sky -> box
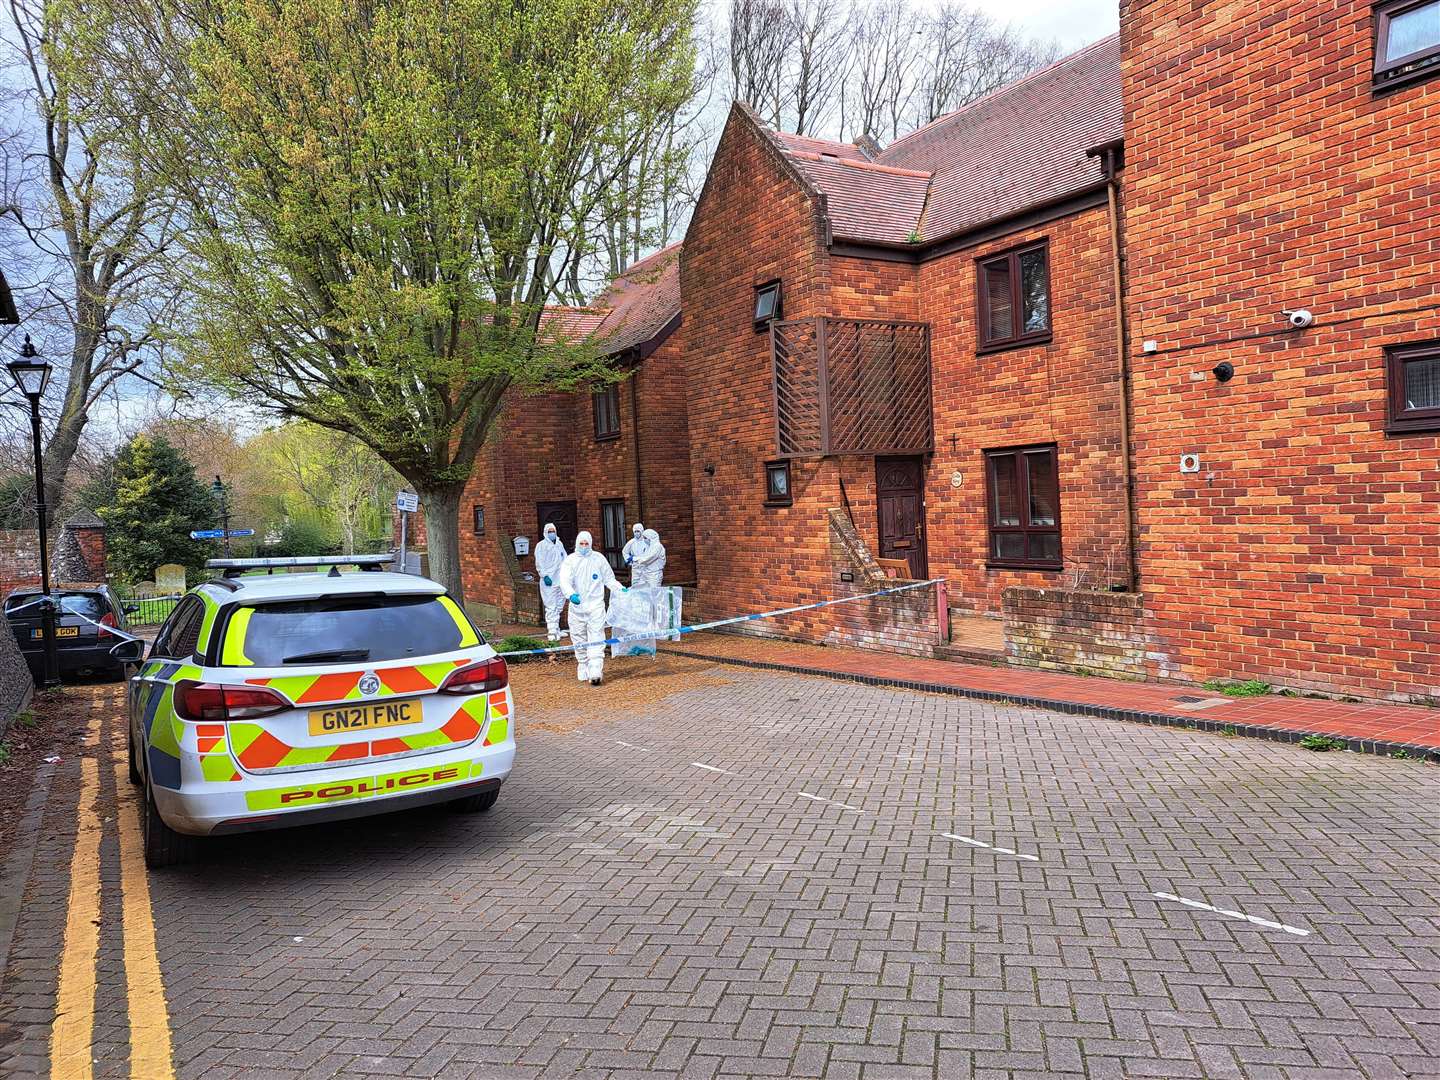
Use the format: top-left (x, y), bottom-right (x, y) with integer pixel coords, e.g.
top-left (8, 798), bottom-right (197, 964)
top-left (928, 0), bottom-right (1117, 51)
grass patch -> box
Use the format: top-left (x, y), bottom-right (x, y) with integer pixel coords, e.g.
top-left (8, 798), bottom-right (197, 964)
top-left (12, 709), bottom-right (38, 730)
top-left (494, 635), bottom-right (548, 657)
top-left (1202, 678), bottom-right (1272, 698)
top-left (0, 742), bottom-right (11, 767)
top-left (1300, 734), bottom-right (1347, 752)
top-left (1390, 748), bottom-right (1413, 760)
top-left (1219, 724), bottom-right (1239, 737)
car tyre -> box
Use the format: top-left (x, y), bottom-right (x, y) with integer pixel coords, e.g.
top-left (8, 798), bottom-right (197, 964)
top-left (107, 663), bottom-right (128, 683)
top-left (142, 778), bottom-right (200, 869)
top-left (127, 723), bottom-right (142, 786)
top-left (449, 787), bottom-right (500, 814)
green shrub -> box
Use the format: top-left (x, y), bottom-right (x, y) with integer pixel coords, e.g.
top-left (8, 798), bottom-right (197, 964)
top-left (1202, 678), bottom-right (1272, 698)
top-left (494, 635), bottom-right (547, 657)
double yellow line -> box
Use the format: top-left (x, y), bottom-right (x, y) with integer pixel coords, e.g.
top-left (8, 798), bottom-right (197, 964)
top-left (49, 711), bottom-right (174, 1079)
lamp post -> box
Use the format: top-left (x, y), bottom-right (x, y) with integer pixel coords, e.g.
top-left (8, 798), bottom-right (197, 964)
top-left (7, 335), bottom-right (59, 688)
top-left (211, 476), bottom-right (230, 556)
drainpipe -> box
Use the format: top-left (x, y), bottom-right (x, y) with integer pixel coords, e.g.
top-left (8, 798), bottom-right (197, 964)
top-left (1100, 146), bottom-right (1140, 593)
top-left (630, 361), bottom-right (644, 523)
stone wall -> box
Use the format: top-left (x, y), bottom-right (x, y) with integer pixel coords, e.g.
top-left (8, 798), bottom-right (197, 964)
top-left (0, 615), bottom-right (34, 735)
top-left (1003, 586), bottom-right (1160, 680)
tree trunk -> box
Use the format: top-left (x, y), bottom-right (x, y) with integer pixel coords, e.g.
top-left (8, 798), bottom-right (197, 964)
top-left (418, 485), bottom-right (465, 600)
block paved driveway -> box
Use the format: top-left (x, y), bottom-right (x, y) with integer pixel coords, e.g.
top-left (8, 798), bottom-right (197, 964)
top-left (2, 662), bottom-right (1439, 1079)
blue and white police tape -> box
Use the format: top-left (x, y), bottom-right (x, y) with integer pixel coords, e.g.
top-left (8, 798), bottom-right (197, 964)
top-left (495, 577), bottom-right (946, 658)
top-left (5, 595), bottom-right (147, 644)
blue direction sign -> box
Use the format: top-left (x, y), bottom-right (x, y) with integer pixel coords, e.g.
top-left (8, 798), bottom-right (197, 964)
top-left (189, 529), bottom-right (225, 539)
top-left (227, 529), bottom-right (256, 538)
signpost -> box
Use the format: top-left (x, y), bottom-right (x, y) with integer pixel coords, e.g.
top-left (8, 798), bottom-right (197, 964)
top-left (396, 490), bottom-right (419, 574)
top-left (189, 528), bottom-right (225, 540)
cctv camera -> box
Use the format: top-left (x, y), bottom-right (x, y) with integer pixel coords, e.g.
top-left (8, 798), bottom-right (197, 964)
top-left (1281, 309), bottom-right (1314, 329)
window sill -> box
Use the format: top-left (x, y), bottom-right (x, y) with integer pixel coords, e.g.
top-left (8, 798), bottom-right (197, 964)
top-left (593, 433), bottom-right (621, 443)
top-left (976, 333), bottom-right (1053, 357)
top-left (1373, 61), bottom-right (1440, 94)
top-left (763, 499), bottom-right (793, 509)
top-left (1386, 416), bottom-right (1440, 435)
top-left (985, 560), bottom-right (1062, 572)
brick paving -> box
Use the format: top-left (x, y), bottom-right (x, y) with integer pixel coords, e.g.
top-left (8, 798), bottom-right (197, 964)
top-left (1, 671), bottom-right (1439, 1078)
top-left (668, 632), bottom-right (1440, 760)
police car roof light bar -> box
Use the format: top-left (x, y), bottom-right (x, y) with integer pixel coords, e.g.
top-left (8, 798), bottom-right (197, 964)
top-left (206, 554), bottom-right (393, 578)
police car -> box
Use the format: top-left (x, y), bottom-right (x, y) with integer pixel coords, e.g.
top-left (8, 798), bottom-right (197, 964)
top-left (113, 556), bottom-right (514, 867)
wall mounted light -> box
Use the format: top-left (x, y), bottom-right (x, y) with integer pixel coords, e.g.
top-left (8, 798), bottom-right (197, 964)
top-left (1213, 361), bottom-right (1235, 383)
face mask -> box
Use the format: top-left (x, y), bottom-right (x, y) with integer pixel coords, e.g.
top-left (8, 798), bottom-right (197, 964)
top-left (578, 543), bottom-right (591, 554)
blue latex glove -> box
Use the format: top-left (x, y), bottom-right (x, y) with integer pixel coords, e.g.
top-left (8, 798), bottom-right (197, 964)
top-left (625, 556), bottom-right (632, 565)
top-left (621, 586), bottom-right (629, 592)
top-left (569, 594), bottom-right (581, 604)
top-left (542, 576), bottom-right (552, 586)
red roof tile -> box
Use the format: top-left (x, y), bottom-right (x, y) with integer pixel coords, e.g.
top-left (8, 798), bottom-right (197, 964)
top-left (878, 35), bottom-right (1121, 242)
top-left (764, 35), bottom-right (1122, 246)
top-left (541, 243), bottom-right (681, 357)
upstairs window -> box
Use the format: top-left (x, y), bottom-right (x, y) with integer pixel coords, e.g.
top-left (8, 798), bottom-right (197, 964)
top-left (593, 384), bottom-right (620, 441)
top-left (1375, 0), bottom-right (1440, 88)
top-left (984, 444), bottom-right (1061, 570)
top-left (1386, 340), bottom-right (1440, 433)
top-left (754, 280), bottom-right (782, 330)
top-left (977, 241), bottom-right (1051, 352)
top-left (599, 500), bottom-right (626, 571)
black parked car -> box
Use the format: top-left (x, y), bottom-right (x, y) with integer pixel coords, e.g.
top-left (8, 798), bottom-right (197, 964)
top-left (4, 586), bottom-right (136, 682)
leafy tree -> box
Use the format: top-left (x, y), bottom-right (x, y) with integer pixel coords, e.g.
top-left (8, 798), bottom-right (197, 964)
top-left (0, 0), bottom-right (180, 520)
top-left (98, 0), bottom-right (698, 599)
top-left (99, 433), bottom-right (217, 584)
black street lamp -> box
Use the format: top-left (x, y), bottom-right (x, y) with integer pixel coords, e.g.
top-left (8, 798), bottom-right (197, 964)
top-left (7, 335), bottom-right (59, 688)
top-left (211, 475), bottom-right (231, 556)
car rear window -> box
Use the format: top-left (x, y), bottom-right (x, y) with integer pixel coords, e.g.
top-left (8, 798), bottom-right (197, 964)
top-left (3, 593), bottom-right (105, 617)
top-left (224, 594), bottom-right (477, 667)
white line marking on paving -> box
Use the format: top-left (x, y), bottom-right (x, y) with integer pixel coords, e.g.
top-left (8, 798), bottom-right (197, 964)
top-left (1152, 892), bottom-right (1310, 936)
top-left (941, 833), bottom-right (1039, 861)
top-left (690, 762), bottom-right (735, 775)
top-left (615, 740), bottom-right (653, 752)
top-left (796, 792), bottom-right (865, 812)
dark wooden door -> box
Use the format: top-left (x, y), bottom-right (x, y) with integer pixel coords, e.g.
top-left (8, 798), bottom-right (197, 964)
top-left (875, 456), bottom-right (927, 579)
top-left (535, 501), bottom-right (578, 553)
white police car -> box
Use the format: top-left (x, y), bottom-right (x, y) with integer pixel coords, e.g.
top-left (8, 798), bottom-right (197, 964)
top-left (117, 556), bottom-right (514, 867)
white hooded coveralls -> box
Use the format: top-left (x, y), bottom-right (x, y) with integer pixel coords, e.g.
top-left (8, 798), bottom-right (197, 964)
top-left (631, 529), bottom-right (666, 590)
top-left (621, 523), bottom-right (647, 568)
top-left (533, 527), bottom-right (567, 640)
top-left (558, 531), bottom-right (622, 681)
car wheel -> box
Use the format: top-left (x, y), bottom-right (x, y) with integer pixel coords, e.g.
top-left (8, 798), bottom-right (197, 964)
top-left (142, 777), bottom-right (200, 868)
top-left (448, 787), bottom-right (500, 814)
top-left (108, 664), bottom-right (128, 683)
top-left (127, 722), bottom-right (142, 786)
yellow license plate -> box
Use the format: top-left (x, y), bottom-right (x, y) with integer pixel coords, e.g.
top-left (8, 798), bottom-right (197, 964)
top-left (308, 700), bottom-right (421, 736)
top-left (32, 626), bottom-right (79, 639)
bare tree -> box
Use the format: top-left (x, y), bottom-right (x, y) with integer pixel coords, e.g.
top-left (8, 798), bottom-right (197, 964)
top-left (788, 0), bottom-right (848, 136)
top-left (916, 2), bottom-right (1060, 125)
top-left (0, 0), bottom-right (178, 521)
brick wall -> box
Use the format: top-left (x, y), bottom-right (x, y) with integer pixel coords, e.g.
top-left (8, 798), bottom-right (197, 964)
top-left (443, 335), bottom-right (698, 619)
top-left (1120, 0), bottom-right (1440, 701)
top-left (682, 103), bottom-right (1129, 640)
top-left (1003, 586), bottom-right (1153, 680)
top-left (682, 105), bottom-right (836, 629)
top-left (0, 518), bottom-right (108, 597)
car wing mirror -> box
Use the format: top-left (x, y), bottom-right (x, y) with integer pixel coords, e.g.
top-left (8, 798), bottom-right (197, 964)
top-left (122, 603), bottom-right (139, 615)
top-left (109, 639), bottom-right (145, 664)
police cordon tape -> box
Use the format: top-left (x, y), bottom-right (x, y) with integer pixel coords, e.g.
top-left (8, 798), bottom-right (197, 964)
top-left (7, 579), bottom-right (946, 660)
top-left (5, 595), bottom-right (148, 644)
top-left (494, 577), bottom-right (947, 659)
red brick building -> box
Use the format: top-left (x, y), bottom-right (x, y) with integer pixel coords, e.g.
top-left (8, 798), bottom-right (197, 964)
top-left (446, 1), bottom-right (1440, 701)
top-left (448, 246), bottom-right (697, 622)
top-left (680, 41), bottom-right (1132, 650)
top-left (1119, 0), bottom-right (1440, 701)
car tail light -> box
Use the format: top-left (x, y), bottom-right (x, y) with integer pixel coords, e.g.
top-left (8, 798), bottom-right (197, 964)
top-left (98, 612), bottom-right (116, 639)
top-left (440, 657), bottom-right (508, 694)
top-left (174, 680), bottom-right (289, 722)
